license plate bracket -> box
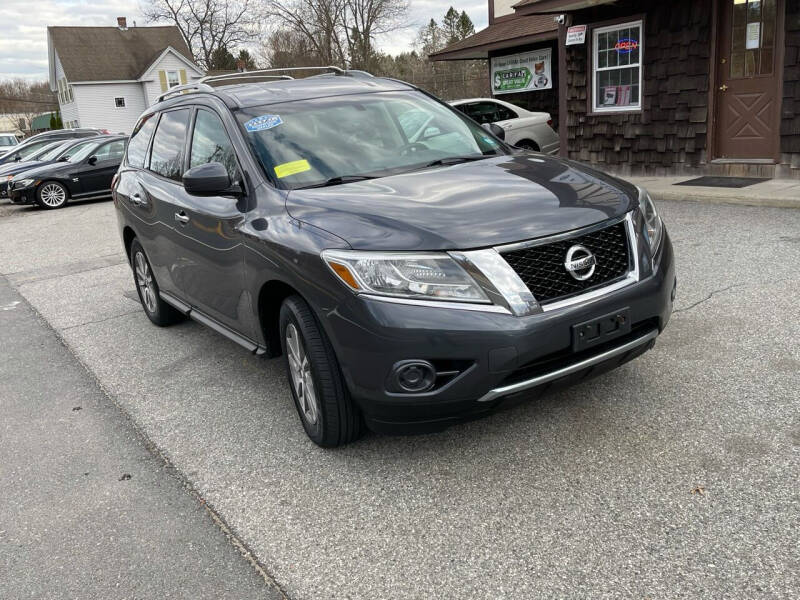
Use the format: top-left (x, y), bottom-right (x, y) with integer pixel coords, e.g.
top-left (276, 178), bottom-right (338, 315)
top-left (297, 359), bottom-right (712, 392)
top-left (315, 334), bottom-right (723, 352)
top-left (572, 308), bottom-right (631, 352)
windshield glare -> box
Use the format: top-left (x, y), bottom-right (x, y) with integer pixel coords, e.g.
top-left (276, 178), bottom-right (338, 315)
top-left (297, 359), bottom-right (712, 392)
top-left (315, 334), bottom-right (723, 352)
top-left (238, 91), bottom-right (505, 189)
top-left (37, 142), bottom-right (71, 161)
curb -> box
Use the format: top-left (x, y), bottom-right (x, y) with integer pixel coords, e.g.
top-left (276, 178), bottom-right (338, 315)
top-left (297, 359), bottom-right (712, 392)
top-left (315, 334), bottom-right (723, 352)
top-left (647, 190), bottom-right (800, 210)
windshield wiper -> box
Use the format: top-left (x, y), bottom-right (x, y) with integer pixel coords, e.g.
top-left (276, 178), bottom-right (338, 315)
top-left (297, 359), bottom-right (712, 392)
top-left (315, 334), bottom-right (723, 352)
top-left (296, 174), bottom-right (379, 189)
top-left (422, 155), bottom-right (492, 168)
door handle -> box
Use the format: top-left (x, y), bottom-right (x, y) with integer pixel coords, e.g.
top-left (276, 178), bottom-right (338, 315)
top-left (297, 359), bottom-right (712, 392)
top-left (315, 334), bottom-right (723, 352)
top-left (719, 84), bottom-right (728, 92)
top-left (174, 211), bottom-right (190, 224)
top-left (130, 192), bottom-right (146, 206)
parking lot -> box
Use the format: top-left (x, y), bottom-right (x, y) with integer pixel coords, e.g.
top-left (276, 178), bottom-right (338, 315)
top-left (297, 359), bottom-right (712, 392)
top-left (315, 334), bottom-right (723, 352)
top-left (1, 197), bottom-right (798, 598)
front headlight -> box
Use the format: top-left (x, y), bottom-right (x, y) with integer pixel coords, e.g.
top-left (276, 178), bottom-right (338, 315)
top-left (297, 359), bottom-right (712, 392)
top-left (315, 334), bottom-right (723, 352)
top-left (322, 250), bottom-right (490, 303)
top-left (638, 186), bottom-right (663, 254)
top-left (15, 178), bottom-right (35, 188)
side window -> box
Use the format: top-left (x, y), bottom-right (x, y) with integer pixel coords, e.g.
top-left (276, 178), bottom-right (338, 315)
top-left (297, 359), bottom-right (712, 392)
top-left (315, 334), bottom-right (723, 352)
top-left (149, 109), bottom-right (191, 181)
top-left (490, 102), bottom-right (518, 121)
top-left (126, 115), bottom-right (157, 169)
top-left (94, 140), bottom-right (126, 161)
top-left (467, 102), bottom-right (517, 124)
top-left (189, 109), bottom-right (240, 181)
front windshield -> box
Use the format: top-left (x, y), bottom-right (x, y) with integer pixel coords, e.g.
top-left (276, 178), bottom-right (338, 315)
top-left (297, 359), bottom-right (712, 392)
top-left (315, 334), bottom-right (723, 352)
top-left (59, 140), bottom-right (96, 162)
top-left (67, 140), bottom-right (101, 163)
top-left (35, 142), bottom-right (70, 161)
top-left (237, 90), bottom-right (507, 189)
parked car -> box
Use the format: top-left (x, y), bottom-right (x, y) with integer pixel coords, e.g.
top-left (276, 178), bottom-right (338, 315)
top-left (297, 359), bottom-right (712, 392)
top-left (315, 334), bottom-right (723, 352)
top-left (9, 135), bottom-right (127, 209)
top-left (0, 138), bottom-right (102, 199)
top-left (113, 71), bottom-right (674, 447)
top-left (451, 98), bottom-right (559, 154)
top-left (0, 132), bottom-right (19, 158)
top-left (0, 128), bottom-right (107, 166)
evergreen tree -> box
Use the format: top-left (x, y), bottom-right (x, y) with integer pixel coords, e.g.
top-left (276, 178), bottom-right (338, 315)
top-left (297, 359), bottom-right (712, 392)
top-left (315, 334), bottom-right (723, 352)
top-left (456, 11), bottom-right (475, 40)
top-left (442, 7), bottom-right (460, 45)
top-left (237, 49), bottom-right (257, 70)
top-left (209, 45), bottom-right (237, 71)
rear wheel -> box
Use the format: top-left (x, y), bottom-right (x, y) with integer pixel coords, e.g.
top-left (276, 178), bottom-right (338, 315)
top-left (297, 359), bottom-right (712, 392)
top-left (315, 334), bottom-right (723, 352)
top-left (516, 140), bottom-right (540, 152)
top-left (279, 295), bottom-right (363, 447)
top-left (129, 239), bottom-right (184, 326)
top-left (36, 181), bottom-right (68, 209)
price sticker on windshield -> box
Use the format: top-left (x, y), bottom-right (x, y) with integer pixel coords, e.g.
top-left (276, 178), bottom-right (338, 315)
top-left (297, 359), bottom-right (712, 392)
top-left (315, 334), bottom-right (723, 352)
top-left (275, 159), bottom-right (311, 178)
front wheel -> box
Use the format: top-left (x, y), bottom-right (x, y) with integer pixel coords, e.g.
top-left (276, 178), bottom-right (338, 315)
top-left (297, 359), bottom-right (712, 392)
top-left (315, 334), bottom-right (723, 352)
top-left (37, 181), bottom-right (69, 209)
top-left (279, 295), bottom-right (363, 447)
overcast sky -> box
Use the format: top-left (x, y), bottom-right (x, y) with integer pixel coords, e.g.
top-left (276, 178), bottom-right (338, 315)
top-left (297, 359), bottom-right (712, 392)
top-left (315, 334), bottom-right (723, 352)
top-left (0, 0), bottom-right (488, 81)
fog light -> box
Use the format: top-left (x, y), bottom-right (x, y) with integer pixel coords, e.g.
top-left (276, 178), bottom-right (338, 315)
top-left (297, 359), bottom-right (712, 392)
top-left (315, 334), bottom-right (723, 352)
top-left (389, 360), bottom-right (436, 393)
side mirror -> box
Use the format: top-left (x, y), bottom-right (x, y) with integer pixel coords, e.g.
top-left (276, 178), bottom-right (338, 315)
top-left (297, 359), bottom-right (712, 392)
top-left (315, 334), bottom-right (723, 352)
top-left (183, 162), bottom-right (233, 196)
top-left (87, 155), bottom-right (98, 165)
top-left (482, 122), bottom-right (505, 141)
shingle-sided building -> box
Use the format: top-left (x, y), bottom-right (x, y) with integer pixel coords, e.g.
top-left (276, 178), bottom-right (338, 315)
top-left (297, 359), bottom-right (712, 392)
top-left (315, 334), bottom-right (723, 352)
top-left (433, 0), bottom-right (799, 179)
top-left (47, 18), bottom-right (204, 134)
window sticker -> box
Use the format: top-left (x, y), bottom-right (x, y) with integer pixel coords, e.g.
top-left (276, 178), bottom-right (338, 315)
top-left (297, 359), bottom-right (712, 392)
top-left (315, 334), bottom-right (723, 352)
top-left (274, 159), bottom-right (311, 178)
top-left (244, 114), bottom-right (283, 132)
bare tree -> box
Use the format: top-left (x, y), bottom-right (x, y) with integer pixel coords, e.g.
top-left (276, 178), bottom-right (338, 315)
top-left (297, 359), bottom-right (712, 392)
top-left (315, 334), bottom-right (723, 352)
top-left (142, 0), bottom-right (260, 69)
top-left (262, 0), bottom-right (407, 69)
top-left (0, 79), bottom-right (58, 134)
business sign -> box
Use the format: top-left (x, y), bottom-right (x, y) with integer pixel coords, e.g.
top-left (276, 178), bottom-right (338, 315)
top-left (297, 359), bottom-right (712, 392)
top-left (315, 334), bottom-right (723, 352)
top-left (565, 25), bottom-right (587, 45)
top-left (491, 49), bottom-right (552, 95)
top-left (615, 38), bottom-right (639, 54)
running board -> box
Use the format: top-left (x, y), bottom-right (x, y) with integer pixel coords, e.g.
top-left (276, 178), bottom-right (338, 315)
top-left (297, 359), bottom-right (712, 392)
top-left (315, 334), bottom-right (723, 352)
top-left (159, 291), bottom-right (266, 355)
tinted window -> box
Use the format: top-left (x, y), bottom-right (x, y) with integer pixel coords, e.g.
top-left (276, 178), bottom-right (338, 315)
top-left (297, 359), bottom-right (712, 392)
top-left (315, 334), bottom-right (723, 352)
top-left (189, 110), bottom-right (239, 181)
top-left (17, 140), bottom-right (53, 160)
top-left (94, 140), bottom-right (127, 161)
top-left (150, 110), bottom-right (190, 181)
top-left (462, 102), bottom-right (517, 124)
top-left (126, 114), bottom-right (157, 169)
top-left (61, 140), bottom-right (96, 162)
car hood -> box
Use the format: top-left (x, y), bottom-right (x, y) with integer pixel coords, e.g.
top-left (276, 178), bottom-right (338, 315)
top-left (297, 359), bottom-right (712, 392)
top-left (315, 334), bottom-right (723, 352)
top-left (12, 161), bottom-right (74, 180)
top-left (0, 160), bottom-right (52, 176)
top-left (285, 154), bottom-right (638, 250)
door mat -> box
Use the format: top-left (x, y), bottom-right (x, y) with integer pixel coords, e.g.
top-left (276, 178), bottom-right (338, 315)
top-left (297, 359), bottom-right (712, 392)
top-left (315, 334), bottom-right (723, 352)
top-left (674, 176), bottom-right (769, 188)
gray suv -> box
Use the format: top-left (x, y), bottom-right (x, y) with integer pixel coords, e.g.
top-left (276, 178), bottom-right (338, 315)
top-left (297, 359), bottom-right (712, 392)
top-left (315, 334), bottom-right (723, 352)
top-left (113, 68), bottom-right (675, 447)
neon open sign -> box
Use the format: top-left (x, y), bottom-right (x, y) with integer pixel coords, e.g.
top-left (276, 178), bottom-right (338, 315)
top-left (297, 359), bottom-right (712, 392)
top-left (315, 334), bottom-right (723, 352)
top-left (615, 38), bottom-right (639, 53)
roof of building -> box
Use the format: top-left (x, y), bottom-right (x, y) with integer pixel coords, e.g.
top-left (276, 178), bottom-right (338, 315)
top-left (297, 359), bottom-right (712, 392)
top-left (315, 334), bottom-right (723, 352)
top-left (48, 26), bottom-right (197, 82)
top-left (430, 15), bottom-right (558, 61)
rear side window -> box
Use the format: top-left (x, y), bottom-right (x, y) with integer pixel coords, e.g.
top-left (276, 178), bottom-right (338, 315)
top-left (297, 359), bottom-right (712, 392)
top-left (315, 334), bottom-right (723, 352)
top-left (126, 115), bottom-right (157, 169)
top-left (94, 140), bottom-right (127, 161)
top-left (462, 102), bottom-right (516, 124)
top-left (189, 109), bottom-right (239, 181)
top-left (149, 109), bottom-right (190, 181)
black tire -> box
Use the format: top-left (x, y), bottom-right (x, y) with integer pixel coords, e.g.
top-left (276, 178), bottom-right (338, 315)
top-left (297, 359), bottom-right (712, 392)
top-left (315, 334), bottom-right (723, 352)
top-left (129, 239), bottom-right (184, 327)
top-left (36, 181), bottom-right (69, 210)
top-left (279, 295), bottom-right (363, 447)
top-left (516, 140), bottom-right (540, 152)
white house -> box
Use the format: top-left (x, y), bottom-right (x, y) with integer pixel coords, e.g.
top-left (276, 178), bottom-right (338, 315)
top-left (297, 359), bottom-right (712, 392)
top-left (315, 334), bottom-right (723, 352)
top-left (47, 18), bottom-right (204, 134)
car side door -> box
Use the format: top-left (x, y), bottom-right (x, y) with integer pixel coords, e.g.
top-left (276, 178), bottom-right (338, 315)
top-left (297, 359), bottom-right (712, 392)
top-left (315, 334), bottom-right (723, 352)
top-left (76, 139), bottom-right (127, 196)
top-left (169, 107), bottom-right (253, 338)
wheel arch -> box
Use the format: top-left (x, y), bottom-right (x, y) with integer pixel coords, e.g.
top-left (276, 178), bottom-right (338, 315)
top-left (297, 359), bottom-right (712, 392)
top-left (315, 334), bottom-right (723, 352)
top-left (122, 226), bottom-right (137, 261)
top-left (257, 279), bottom-right (302, 358)
top-left (515, 138), bottom-right (540, 151)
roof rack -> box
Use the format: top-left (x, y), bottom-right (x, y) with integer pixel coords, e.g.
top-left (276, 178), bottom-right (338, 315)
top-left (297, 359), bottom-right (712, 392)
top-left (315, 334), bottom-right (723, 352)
top-left (154, 66), bottom-right (362, 104)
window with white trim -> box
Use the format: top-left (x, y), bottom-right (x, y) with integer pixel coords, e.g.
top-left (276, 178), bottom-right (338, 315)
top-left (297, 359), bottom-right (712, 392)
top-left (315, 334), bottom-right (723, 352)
top-left (166, 70), bottom-right (180, 88)
top-left (592, 20), bottom-right (643, 112)
top-left (114, 97), bottom-right (126, 108)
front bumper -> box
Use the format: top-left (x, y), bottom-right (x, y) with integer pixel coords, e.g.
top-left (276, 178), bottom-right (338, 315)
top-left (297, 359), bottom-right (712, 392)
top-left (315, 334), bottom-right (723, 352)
top-left (324, 232), bottom-right (675, 434)
top-left (8, 186), bottom-right (35, 205)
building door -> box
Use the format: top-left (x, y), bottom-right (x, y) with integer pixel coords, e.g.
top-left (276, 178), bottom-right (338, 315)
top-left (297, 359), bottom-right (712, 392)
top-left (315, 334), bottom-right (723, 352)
top-left (714, 0), bottom-right (782, 160)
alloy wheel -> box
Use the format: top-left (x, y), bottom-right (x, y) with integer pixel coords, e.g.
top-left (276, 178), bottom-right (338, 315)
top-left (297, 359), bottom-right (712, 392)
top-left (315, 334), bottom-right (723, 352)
top-left (39, 183), bottom-right (66, 207)
top-left (285, 323), bottom-right (319, 426)
top-left (134, 251), bottom-right (157, 313)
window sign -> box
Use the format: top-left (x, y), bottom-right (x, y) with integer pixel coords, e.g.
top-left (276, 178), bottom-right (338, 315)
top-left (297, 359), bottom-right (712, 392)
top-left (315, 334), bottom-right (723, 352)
top-left (491, 49), bottom-right (552, 95)
top-left (592, 20), bottom-right (643, 112)
top-left (746, 22), bottom-right (760, 49)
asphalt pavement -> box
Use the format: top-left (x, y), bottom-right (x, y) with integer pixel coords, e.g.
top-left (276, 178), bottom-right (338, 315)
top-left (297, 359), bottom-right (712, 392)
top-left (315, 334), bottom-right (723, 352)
top-left (0, 197), bottom-right (797, 599)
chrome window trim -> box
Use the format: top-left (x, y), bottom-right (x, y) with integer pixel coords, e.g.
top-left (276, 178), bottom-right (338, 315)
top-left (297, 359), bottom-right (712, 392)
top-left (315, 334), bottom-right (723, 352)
top-left (360, 294), bottom-right (512, 315)
top-left (494, 212), bottom-right (640, 314)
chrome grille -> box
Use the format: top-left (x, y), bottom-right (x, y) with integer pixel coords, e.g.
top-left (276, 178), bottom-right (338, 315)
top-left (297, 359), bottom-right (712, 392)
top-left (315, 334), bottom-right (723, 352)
top-left (501, 221), bottom-right (631, 304)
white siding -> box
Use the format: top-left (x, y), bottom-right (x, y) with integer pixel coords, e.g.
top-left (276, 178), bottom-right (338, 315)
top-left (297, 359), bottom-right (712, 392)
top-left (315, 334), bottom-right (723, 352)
top-left (142, 52), bottom-right (204, 106)
top-left (54, 52), bottom-right (80, 127)
top-left (71, 83), bottom-right (147, 134)
top-left (494, 0), bottom-right (517, 18)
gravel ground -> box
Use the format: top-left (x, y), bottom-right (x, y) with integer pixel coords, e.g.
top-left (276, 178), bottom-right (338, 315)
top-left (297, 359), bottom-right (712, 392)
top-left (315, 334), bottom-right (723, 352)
top-left (0, 197), bottom-right (797, 599)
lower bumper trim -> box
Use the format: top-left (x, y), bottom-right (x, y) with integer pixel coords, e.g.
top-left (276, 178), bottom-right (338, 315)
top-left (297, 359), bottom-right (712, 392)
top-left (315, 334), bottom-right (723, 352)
top-left (476, 328), bottom-right (659, 403)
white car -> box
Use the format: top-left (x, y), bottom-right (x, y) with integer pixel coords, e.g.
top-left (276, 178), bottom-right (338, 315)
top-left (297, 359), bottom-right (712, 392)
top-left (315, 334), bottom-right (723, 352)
top-left (450, 98), bottom-right (559, 155)
top-left (0, 133), bottom-right (19, 158)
